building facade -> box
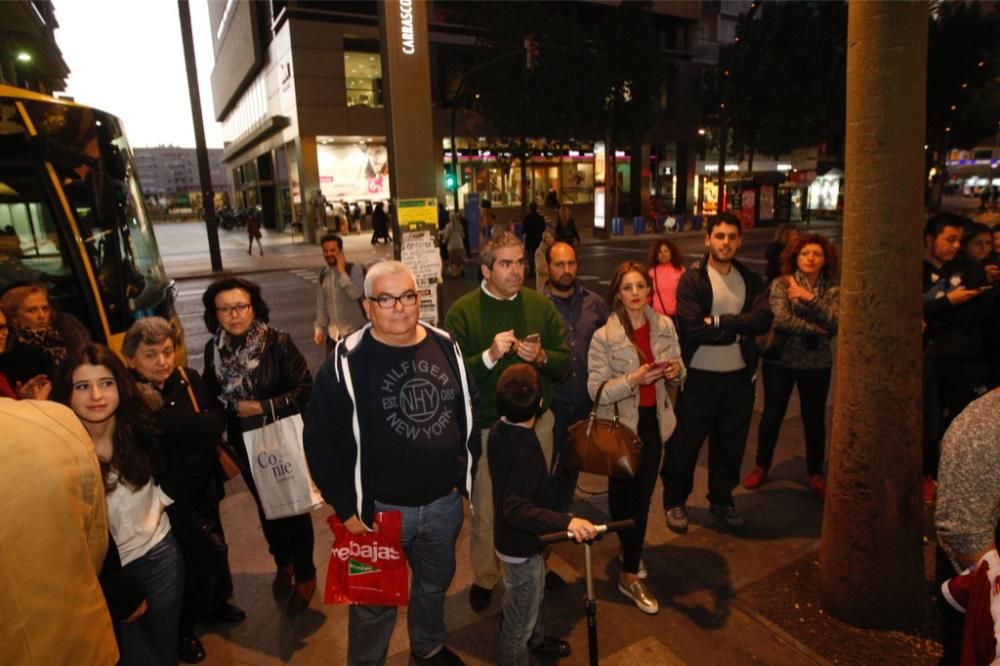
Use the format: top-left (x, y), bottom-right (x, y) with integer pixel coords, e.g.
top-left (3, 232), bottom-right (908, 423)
top-left (206, 1), bottom-right (744, 239)
top-left (133, 146), bottom-right (228, 211)
top-left (0, 1), bottom-right (68, 94)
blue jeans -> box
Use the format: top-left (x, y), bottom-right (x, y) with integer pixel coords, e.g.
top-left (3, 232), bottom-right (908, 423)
top-left (498, 553), bottom-right (546, 666)
top-left (348, 491), bottom-right (464, 665)
top-left (121, 532), bottom-right (185, 666)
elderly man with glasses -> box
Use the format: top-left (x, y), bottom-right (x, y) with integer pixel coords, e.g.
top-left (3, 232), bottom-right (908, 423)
top-left (304, 260), bottom-right (479, 666)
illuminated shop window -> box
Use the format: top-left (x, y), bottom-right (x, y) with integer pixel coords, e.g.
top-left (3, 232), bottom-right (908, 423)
top-left (344, 51), bottom-right (383, 107)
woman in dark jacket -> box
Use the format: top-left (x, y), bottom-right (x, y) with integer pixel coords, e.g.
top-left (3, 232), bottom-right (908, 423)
top-left (743, 234), bottom-right (840, 498)
top-left (200, 276), bottom-right (316, 615)
top-left (123, 316), bottom-right (245, 663)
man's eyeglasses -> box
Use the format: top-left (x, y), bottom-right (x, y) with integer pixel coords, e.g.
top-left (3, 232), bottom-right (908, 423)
top-left (216, 303), bottom-right (252, 317)
top-left (368, 292), bottom-right (419, 309)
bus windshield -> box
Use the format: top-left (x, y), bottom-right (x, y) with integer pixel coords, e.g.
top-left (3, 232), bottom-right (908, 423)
top-left (0, 95), bottom-right (172, 336)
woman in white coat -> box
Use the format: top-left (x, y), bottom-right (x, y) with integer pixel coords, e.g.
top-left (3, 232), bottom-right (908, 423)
top-left (588, 261), bottom-right (685, 616)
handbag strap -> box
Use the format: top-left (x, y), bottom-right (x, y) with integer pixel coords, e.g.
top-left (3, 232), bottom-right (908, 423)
top-left (176, 366), bottom-right (200, 412)
top-left (590, 381), bottom-right (621, 422)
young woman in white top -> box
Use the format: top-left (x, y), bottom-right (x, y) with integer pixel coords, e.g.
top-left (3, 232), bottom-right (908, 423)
top-left (55, 343), bottom-right (183, 666)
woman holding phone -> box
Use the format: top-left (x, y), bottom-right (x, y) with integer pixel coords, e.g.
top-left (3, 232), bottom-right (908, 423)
top-left (587, 261), bottom-right (685, 615)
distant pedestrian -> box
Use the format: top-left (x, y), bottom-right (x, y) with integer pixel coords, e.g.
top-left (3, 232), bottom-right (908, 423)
top-left (246, 210), bottom-right (263, 256)
top-left (442, 212), bottom-right (467, 279)
top-left (764, 224), bottom-right (798, 286)
top-left (481, 199), bottom-right (497, 242)
top-left (522, 202), bottom-right (546, 278)
top-left (314, 233), bottom-right (366, 355)
top-left (554, 205), bottom-right (580, 246)
top-left (544, 188), bottom-right (560, 211)
top-left (438, 201), bottom-right (451, 264)
top-left (371, 202), bottom-right (391, 245)
top-left (647, 239), bottom-right (685, 321)
top-left (310, 191), bottom-right (328, 231)
top-left (534, 230), bottom-right (555, 291)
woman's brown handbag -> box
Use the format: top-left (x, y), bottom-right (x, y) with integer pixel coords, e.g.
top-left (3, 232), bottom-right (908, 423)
top-left (564, 381), bottom-right (643, 478)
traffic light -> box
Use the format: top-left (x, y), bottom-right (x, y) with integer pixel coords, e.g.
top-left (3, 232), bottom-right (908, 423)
top-left (444, 168), bottom-right (457, 190)
top-left (524, 34), bottom-right (539, 71)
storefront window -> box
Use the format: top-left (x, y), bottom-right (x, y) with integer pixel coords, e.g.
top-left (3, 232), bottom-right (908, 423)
top-left (344, 51), bottom-right (383, 107)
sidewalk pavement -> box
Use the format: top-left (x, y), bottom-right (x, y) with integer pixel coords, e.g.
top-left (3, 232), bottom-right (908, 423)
top-left (197, 385), bottom-right (830, 665)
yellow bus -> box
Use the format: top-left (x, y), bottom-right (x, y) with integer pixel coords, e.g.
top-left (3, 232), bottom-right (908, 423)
top-left (0, 84), bottom-right (186, 360)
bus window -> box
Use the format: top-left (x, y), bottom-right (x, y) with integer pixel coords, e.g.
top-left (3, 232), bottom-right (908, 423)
top-left (0, 164), bottom-right (92, 328)
top-left (21, 99), bottom-right (173, 333)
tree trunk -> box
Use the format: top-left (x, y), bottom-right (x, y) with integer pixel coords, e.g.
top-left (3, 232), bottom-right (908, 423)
top-left (818, 1), bottom-right (927, 628)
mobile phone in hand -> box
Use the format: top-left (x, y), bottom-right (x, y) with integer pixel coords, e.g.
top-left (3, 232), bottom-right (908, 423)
top-left (521, 333), bottom-right (541, 344)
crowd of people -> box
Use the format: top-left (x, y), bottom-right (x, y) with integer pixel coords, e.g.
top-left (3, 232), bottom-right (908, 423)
top-left (3, 208), bottom-right (999, 666)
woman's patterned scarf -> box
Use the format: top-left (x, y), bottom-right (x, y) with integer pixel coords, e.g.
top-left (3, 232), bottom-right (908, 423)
top-left (16, 326), bottom-right (67, 368)
top-left (212, 319), bottom-right (268, 408)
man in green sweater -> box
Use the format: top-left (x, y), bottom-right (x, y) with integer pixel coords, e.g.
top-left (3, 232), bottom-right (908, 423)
top-left (445, 230), bottom-right (569, 611)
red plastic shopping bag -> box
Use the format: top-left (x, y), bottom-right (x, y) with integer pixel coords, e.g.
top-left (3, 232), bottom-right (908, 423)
top-left (324, 511), bottom-right (409, 606)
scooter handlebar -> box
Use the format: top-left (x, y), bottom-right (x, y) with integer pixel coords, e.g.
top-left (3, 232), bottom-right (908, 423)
top-left (538, 519), bottom-right (635, 545)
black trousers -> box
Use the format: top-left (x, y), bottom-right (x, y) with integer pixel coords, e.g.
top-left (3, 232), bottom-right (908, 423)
top-left (754, 363), bottom-right (831, 476)
top-left (661, 368), bottom-right (755, 509)
top-left (609, 407), bottom-right (662, 574)
top-left (234, 441), bottom-right (316, 581)
top-left (923, 357), bottom-right (988, 477)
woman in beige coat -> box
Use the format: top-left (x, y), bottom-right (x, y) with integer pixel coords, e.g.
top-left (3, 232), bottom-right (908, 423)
top-left (588, 261), bottom-right (685, 616)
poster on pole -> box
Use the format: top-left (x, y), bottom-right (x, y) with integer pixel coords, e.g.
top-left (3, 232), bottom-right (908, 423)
top-left (396, 198), bottom-right (442, 325)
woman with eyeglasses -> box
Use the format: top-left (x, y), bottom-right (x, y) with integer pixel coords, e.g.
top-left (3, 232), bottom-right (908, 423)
top-left (587, 261), bottom-right (685, 616)
top-left (199, 277), bottom-right (316, 615)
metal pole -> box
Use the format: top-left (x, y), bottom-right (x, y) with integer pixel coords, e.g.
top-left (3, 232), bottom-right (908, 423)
top-left (177, 0), bottom-right (222, 271)
top-left (451, 83), bottom-right (462, 213)
top-left (584, 542), bottom-right (598, 666)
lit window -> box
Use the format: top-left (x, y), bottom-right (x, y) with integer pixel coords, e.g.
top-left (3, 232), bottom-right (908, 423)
top-left (344, 51), bottom-right (383, 108)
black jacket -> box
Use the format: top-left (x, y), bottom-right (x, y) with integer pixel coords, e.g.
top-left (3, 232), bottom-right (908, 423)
top-left (303, 323), bottom-right (479, 530)
top-left (136, 367), bottom-right (227, 507)
top-left (203, 327), bottom-right (312, 460)
top-left (675, 255), bottom-right (773, 370)
top-left (923, 257), bottom-right (992, 382)
top-left (488, 421), bottom-right (571, 558)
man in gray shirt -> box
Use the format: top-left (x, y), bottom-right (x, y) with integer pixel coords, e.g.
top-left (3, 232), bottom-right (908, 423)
top-left (314, 233), bottom-right (366, 355)
top-left (660, 214), bottom-right (773, 532)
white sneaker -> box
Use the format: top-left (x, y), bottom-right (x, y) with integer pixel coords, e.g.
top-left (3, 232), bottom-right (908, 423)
top-left (618, 578), bottom-right (659, 615)
top-left (617, 551), bottom-right (648, 579)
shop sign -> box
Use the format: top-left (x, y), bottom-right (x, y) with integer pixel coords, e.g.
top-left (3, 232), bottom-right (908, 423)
top-left (399, 0), bottom-right (416, 55)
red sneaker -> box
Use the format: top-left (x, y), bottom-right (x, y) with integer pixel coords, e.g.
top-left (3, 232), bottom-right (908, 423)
top-left (923, 476), bottom-right (937, 505)
top-left (809, 474), bottom-right (826, 499)
top-left (742, 466), bottom-right (768, 490)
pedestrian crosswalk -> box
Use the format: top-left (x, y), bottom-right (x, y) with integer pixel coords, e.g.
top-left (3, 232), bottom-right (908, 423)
top-left (289, 268), bottom-right (319, 285)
